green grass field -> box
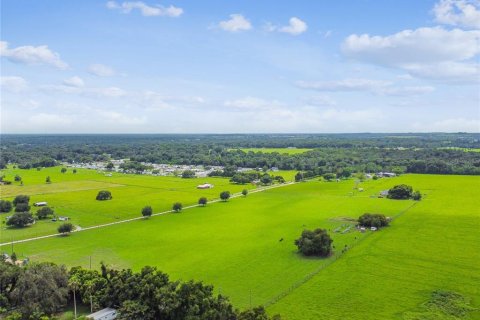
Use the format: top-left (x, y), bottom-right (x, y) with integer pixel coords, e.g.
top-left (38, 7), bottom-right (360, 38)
top-left (3, 172), bottom-right (478, 319)
top-left (231, 147), bottom-right (314, 155)
top-left (1, 166), bottom-right (284, 241)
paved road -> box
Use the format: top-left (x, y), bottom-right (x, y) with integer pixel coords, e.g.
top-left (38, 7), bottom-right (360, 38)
top-left (0, 182), bottom-right (296, 248)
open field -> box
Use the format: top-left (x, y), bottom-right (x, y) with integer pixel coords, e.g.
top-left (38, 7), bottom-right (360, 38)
top-left (438, 147), bottom-right (480, 152)
top-left (1, 166), bottom-right (285, 241)
top-left (4, 173), bottom-right (477, 318)
top-left (231, 147), bottom-right (314, 155)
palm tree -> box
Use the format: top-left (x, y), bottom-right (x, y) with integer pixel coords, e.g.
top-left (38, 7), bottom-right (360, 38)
top-left (69, 276), bottom-right (80, 319)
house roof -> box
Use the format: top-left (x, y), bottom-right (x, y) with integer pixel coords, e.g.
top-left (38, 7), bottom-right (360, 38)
top-left (87, 307), bottom-right (116, 319)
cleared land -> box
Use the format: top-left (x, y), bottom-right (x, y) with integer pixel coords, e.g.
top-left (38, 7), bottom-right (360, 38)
top-left (231, 147), bottom-right (314, 155)
top-left (3, 173), bottom-right (477, 319)
top-left (0, 166), bottom-right (275, 241)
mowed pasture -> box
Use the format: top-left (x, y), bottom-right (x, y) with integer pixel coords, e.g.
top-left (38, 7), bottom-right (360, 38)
top-left (0, 166), bottom-right (266, 241)
top-left (2, 172), bottom-right (479, 319)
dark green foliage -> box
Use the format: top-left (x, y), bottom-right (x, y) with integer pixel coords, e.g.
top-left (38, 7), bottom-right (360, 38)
top-left (6, 212), bottom-right (34, 228)
top-left (231, 172), bottom-right (258, 184)
top-left (106, 162), bottom-right (114, 170)
top-left (36, 206), bottom-right (54, 219)
top-left (238, 306), bottom-right (281, 320)
top-left (402, 290), bottom-right (475, 320)
top-left (45, 176), bottom-right (51, 184)
top-left (242, 189), bottom-right (248, 197)
top-left (14, 203), bottom-right (30, 213)
top-left (141, 206), bottom-right (153, 218)
top-left (358, 213), bottom-right (389, 228)
top-left (273, 175), bottom-right (285, 183)
top-left (412, 191), bottom-right (422, 201)
top-left (294, 229), bottom-right (333, 257)
top-left (96, 190), bottom-right (112, 201)
top-left (72, 169), bottom-right (77, 174)
top-left (14, 175), bottom-right (21, 182)
top-left (12, 195), bottom-right (29, 206)
top-left (388, 184), bottom-right (413, 199)
top-left (294, 172), bottom-right (304, 182)
top-left (198, 197), bottom-right (207, 206)
top-left (323, 173), bottom-right (336, 181)
top-left (119, 161), bottom-right (150, 173)
top-left (6, 262), bottom-right (69, 318)
top-left (57, 223), bottom-right (74, 234)
top-left (220, 191), bottom-right (231, 201)
top-left (181, 170), bottom-right (196, 178)
top-left (60, 167), bottom-right (67, 173)
top-left (0, 200), bottom-right (13, 213)
top-left (172, 202), bottom-right (182, 212)
top-left (260, 174), bottom-right (273, 185)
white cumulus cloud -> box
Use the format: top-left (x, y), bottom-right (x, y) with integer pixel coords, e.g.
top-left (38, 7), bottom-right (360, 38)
top-left (106, 1), bottom-right (183, 17)
top-left (342, 27), bottom-right (480, 82)
top-left (88, 64), bottom-right (116, 77)
top-left (63, 76), bottom-right (85, 87)
top-left (0, 76), bottom-right (28, 93)
top-left (219, 14), bottom-right (252, 32)
top-left (279, 17), bottom-right (308, 35)
top-left (0, 41), bottom-right (68, 69)
top-left (433, 0), bottom-right (480, 29)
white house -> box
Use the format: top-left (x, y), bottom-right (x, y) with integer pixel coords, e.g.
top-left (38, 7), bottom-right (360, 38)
top-left (86, 308), bottom-right (117, 320)
top-left (34, 202), bottom-right (48, 207)
top-left (197, 183), bottom-right (214, 189)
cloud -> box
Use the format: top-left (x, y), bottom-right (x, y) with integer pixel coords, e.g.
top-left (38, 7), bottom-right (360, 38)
top-left (342, 27), bottom-right (480, 82)
top-left (296, 78), bottom-right (435, 96)
top-left (106, 1), bottom-right (183, 17)
top-left (279, 17), bottom-right (308, 35)
top-left (433, 0), bottom-right (480, 29)
top-left (88, 64), bottom-right (116, 77)
top-left (97, 110), bottom-right (147, 124)
top-left (62, 76), bottom-right (85, 87)
top-left (0, 76), bottom-right (28, 93)
top-left (41, 84), bottom-right (126, 98)
top-left (302, 95), bottom-right (337, 107)
top-left (219, 14), bottom-right (252, 32)
top-left (0, 41), bottom-right (68, 69)
top-left (414, 117), bottom-right (480, 132)
top-left (264, 17), bottom-right (308, 35)
top-left (224, 96), bottom-right (283, 110)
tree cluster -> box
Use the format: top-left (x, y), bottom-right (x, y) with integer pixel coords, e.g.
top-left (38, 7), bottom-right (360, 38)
top-left (96, 190), bottom-right (112, 201)
top-left (294, 229), bottom-right (333, 257)
top-left (387, 185), bottom-right (421, 200)
top-left (358, 213), bottom-right (389, 228)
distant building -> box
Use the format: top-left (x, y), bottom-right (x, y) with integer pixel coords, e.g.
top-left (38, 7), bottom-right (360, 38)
top-left (86, 308), bottom-right (117, 320)
top-left (197, 183), bottom-right (214, 189)
top-left (379, 190), bottom-right (389, 198)
top-left (371, 227), bottom-right (377, 231)
top-left (34, 202), bottom-right (48, 207)
top-left (58, 216), bottom-right (69, 221)
top-left (377, 172), bottom-right (396, 178)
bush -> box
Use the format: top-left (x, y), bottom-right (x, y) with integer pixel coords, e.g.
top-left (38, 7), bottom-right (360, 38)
top-left (181, 170), bottom-right (196, 178)
top-left (61, 168), bottom-right (67, 173)
top-left (172, 202), bottom-right (182, 212)
top-left (14, 175), bottom-right (21, 182)
top-left (6, 212), bottom-right (34, 228)
top-left (14, 203), bottom-right (31, 213)
top-left (58, 223), bottom-right (74, 235)
top-left (294, 172), bottom-right (304, 182)
top-left (13, 195), bottom-right (30, 206)
top-left (142, 206), bottom-right (153, 218)
top-left (412, 191), bottom-right (422, 201)
top-left (36, 206), bottom-right (54, 219)
top-left (387, 184), bottom-right (413, 199)
top-left (242, 189), bottom-right (248, 197)
top-left (0, 200), bottom-right (13, 213)
top-left (220, 191), bottom-right (231, 201)
top-left (358, 213), bottom-right (389, 228)
top-left (323, 173), bottom-right (336, 181)
top-left (294, 229), bottom-right (333, 257)
top-left (96, 190), bottom-right (112, 201)
top-left (198, 197), bottom-right (207, 206)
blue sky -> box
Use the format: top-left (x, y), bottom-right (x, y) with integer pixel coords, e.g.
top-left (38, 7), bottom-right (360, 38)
top-left (1, 0), bottom-right (479, 133)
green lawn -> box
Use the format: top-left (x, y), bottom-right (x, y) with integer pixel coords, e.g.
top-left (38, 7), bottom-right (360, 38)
top-left (1, 166), bottom-right (292, 241)
top-left (231, 147), bottom-right (314, 155)
top-left (2, 173), bottom-right (478, 319)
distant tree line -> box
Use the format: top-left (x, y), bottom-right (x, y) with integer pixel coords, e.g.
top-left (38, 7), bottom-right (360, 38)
top-left (1, 134), bottom-right (479, 175)
top-left (0, 260), bottom-right (280, 320)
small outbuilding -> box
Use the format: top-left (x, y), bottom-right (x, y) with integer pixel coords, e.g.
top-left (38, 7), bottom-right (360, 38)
top-left (86, 308), bottom-right (117, 320)
top-left (371, 227), bottom-right (377, 231)
top-left (197, 183), bottom-right (214, 189)
top-left (34, 202), bottom-right (48, 207)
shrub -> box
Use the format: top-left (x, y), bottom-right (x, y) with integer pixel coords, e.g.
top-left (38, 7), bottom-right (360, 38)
top-left (198, 197), bottom-right (207, 206)
top-left (14, 175), bottom-right (21, 182)
top-left (142, 206), bottom-right (153, 218)
top-left (58, 223), bottom-right (74, 235)
top-left (13, 195), bottom-right (30, 206)
top-left (6, 212), bottom-right (34, 228)
top-left (36, 206), bottom-right (54, 219)
top-left (172, 202), bottom-right (182, 212)
top-left (0, 200), bottom-right (13, 213)
top-left (181, 170), bottom-right (196, 178)
top-left (412, 191), bottom-right (422, 201)
top-left (96, 190), bottom-right (112, 201)
top-left (14, 203), bottom-right (31, 213)
top-left (220, 191), bottom-right (231, 201)
top-left (294, 229), bottom-right (333, 257)
top-left (387, 184), bottom-right (413, 199)
top-left (358, 213), bottom-right (389, 228)
top-left (242, 189), bottom-right (248, 197)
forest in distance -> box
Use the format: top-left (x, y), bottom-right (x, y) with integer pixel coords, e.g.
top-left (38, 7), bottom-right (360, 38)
top-left (1, 133), bottom-right (479, 176)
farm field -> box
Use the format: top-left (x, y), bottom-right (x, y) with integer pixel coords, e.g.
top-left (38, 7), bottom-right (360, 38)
top-left (231, 147), bottom-right (314, 155)
top-left (4, 174), bottom-right (477, 319)
top-left (0, 166), bottom-right (277, 241)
